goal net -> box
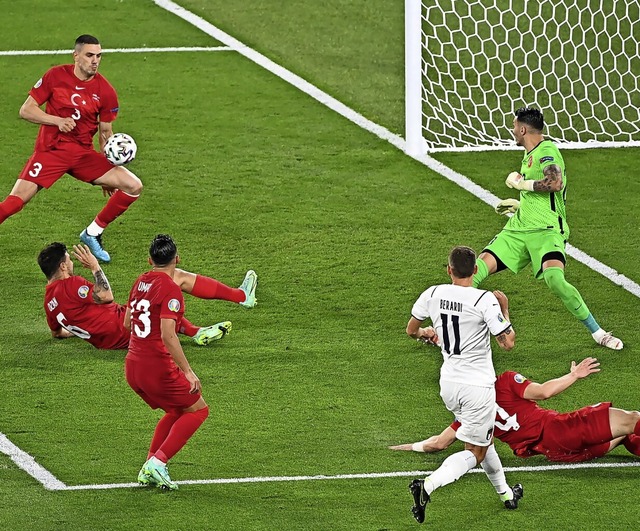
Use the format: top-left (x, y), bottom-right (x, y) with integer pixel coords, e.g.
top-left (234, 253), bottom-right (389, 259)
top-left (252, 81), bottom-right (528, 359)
top-left (405, 0), bottom-right (640, 154)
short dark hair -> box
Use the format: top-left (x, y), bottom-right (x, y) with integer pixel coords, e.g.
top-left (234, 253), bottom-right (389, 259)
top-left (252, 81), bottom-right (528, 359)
top-left (38, 242), bottom-right (68, 279)
top-left (448, 246), bottom-right (476, 279)
top-left (149, 234), bottom-right (177, 266)
top-left (515, 106), bottom-right (544, 132)
top-left (75, 34), bottom-right (100, 50)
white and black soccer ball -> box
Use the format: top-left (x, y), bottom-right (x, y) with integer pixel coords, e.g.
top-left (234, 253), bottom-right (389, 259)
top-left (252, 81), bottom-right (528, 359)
top-left (104, 133), bottom-right (137, 166)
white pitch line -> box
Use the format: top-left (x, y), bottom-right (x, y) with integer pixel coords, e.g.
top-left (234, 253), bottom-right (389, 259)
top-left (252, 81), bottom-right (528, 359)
top-left (41, 461), bottom-right (640, 491)
top-left (0, 46), bottom-right (231, 56)
top-left (0, 433), bottom-right (67, 491)
top-left (155, 0), bottom-right (640, 300)
top-left (2, 431), bottom-right (638, 491)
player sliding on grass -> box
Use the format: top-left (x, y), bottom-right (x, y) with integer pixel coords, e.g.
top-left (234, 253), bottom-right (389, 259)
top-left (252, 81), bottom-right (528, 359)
top-left (38, 242), bottom-right (258, 349)
top-left (0, 35), bottom-right (141, 263)
top-left (390, 357), bottom-right (640, 463)
top-left (480, 107), bottom-right (622, 350)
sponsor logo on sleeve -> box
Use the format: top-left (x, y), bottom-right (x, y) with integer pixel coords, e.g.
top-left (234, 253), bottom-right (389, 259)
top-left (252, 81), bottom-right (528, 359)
top-left (497, 313), bottom-right (505, 322)
top-left (168, 298), bottom-right (181, 312)
top-left (34, 78), bottom-right (43, 89)
top-left (514, 373), bottom-right (526, 384)
top-left (540, 156), bottom-right (554, 163)
top-left (110, 107), bottom-right (119, 113)
top-left (78, 285), bottom-right (90, 299)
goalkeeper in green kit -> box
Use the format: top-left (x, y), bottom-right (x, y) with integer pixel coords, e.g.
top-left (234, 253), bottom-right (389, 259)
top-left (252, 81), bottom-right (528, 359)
top-left (475, 107), bottom-right (622, 350)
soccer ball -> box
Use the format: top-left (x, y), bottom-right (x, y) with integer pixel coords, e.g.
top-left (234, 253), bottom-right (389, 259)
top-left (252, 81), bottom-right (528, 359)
top-left (104, 133), bottom-right (137, 166)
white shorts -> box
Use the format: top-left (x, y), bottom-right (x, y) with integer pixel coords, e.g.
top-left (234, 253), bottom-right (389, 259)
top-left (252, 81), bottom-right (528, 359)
top-left (440, 381), bottom-right (496, 447)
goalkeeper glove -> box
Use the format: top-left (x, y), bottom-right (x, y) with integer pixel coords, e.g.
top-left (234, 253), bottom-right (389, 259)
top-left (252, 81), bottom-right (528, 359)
top-left (495, 198), bottom-right (520, 215)
top-left (505, 171), bottom-right (534, 191)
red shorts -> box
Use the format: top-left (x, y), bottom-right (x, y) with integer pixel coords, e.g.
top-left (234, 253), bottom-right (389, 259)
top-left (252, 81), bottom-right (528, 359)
top-left (537, 402), bottom-right (613, 462)
top-left (125, 356), bottom-right (201, 413)
top-left (19, 141), bottom-right (114, 189)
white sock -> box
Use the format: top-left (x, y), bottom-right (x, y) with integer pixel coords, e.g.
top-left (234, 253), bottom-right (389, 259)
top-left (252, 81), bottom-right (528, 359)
top-left (424, 450), bottom-right (476, 495)
top-left (480, 444), bottom-right (512, 499)
top-left (592, 328), bottom-right (606, 341)
top-left (86, 221), bottom-right (104, 237)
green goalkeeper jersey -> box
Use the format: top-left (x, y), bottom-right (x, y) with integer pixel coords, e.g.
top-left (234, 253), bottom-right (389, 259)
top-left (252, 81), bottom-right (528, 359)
top-left (505, 140), bottom-right (569, 239)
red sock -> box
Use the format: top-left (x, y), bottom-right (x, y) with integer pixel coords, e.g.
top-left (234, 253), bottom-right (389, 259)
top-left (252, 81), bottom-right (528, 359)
top-left (95, 190), bottom-right (139, 228)
top-left (154, 407), bottom-right (209, 462)
top-left (623, 435), bottom-right (640, 456)
top-left (178, 317), bottom-right (200, 337)
top-left (191, 274), bottom-right (245, 303)
top-left (147, 411), bottom-right (180, 460)
top-left (0, 195), bottom-right (25, 224)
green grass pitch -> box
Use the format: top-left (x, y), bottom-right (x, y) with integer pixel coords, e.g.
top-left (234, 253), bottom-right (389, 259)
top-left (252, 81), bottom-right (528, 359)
top-left (0, 1), bottom-right (638, 529)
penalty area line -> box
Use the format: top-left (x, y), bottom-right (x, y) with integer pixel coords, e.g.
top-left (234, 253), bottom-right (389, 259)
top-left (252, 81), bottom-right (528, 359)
top-left (45, 461), bottom-right (640, 491)
top-left (0, 433), bottom-right (66, 491)
top-left (0, 46), bottom-right (232, 56)
top-left (2, 432), bottom-right (638, 491)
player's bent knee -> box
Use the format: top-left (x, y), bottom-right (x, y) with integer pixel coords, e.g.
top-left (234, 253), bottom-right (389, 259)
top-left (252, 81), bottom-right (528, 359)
top-left (120, 171), bottom-right (143, 195)
top-left (184, 396), bottom-right (208, 413)
top-left (543, 267), bottom-right (566, 295)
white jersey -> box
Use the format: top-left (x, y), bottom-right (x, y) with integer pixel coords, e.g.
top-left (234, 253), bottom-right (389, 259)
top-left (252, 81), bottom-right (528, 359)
top-left (411, 284), bottom-right (511, 387)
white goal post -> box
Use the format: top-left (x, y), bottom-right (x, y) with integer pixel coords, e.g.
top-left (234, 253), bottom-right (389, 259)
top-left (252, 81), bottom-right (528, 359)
top-left (405, 0), bottom-right (640, 154)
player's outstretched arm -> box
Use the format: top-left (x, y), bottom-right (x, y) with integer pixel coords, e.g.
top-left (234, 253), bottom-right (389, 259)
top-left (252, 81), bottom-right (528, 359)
top-left (505, 165), bottom-right (563, 193)
top-left (523, 357), bottom-right (600, 400)
top-left (19, 95), bottom-right (76, 132)
top-left (72, 244), bottom-right (114, 304)
top-left (389, 426), bottom-right (457, 453)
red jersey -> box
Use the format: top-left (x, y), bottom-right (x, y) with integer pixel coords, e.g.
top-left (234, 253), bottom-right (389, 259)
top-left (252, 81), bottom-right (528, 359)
top-left (126, 271), bottom-right (185, 363)
top-left (451, 371), bottom-right (558, 457)
top-left (492, 371), bottom-right (558, 457)
top-left (44, 276), bottom-right (129, 350)
top-left (29, 64), bottom-right (119, 151)
top-left (450, 371), bottom-right (615, 462)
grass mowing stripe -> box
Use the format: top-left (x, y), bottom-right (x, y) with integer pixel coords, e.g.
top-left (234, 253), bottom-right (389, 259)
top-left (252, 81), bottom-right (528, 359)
top-left (155, 0), bottom-right (640, 299)
top-left (0, 46), bottom-right (232, 56)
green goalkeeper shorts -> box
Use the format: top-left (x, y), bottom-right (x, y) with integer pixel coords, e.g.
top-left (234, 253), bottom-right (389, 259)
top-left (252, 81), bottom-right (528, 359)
top-left (483, 229), bottom-right (567, 279)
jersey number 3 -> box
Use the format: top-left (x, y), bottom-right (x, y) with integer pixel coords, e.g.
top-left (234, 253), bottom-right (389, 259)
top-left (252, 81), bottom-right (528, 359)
top-left (130, 299), bottom-right (151, 338)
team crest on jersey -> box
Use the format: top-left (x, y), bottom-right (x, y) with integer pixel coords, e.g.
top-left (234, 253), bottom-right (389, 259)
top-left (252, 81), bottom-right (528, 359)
top-left (514, 373), bottom-right (526, 384)
top-left (34, 78), bottom-right (43, 88)
top-left (77, 285), bottom-right (90, 299)
top-left (168, 298), bottom-right (181, 312)
top-left (527, 155), bottom-right (533, 167)
top-left (540, 156), bottom-right (554, 163)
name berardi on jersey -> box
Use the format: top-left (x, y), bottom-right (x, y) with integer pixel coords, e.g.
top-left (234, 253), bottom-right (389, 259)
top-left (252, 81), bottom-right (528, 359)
top-left (440, 299), bottom-right (463, 312)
